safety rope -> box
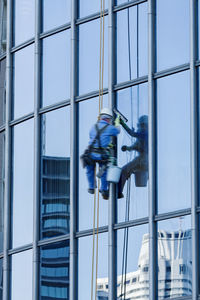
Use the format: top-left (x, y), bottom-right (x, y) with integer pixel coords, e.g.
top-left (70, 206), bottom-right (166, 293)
top-left (91, 1), bottom-right (105, 299)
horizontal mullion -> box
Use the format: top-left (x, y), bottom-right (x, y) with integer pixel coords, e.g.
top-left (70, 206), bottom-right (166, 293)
top-left (38, 234), bottom-right (70, 247)
top-left (154, 208), bottom-right (191, 222)
top-left (113, 0), bottom-right (148, 13)
top-left (154, 63), bottom-right (190, 79)
top-left (40, 23), bottom-right (71, 40)
top-left (39, 99), bottom-right (70, 115)
top-left (11, 38), bottom-right (35, 54)
top-left (0, 125), bottom-right (5, 132)
top-left (9, 112), bottom-right (34, 127)
top-left (8, 243), bottom-right (33, 255)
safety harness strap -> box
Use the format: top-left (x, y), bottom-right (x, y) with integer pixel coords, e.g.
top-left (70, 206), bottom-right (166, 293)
top-left (89, 123), bottom-right (109, 151)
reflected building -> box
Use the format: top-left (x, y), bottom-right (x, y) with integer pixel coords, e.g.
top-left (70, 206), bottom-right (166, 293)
top-left (97, 229), bottom-right (192, 299)
top-left (0, 0), bottom-right (6, 54)
top-left (40, 155), bottom-right (70, 300)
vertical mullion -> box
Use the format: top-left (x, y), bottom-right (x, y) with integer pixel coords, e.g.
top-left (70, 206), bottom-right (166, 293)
top-left (148, 0), bottom-right (156, 299)
top-left (190, 0), bottom-right (198, 299)
top-left (3, 0), bottom-right (12, 298)
top-left (32, 0), bottom-right (41, 299)
top-left (108, 0), bottom-right (116, 299)
top-left (70, 0), bottom-right (77, 299)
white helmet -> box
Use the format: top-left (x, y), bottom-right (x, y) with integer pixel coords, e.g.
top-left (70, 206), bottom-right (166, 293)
top-left (100, 107), bottom-right (113, 119)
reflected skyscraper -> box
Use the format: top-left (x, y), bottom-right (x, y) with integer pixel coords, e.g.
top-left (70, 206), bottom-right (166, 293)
top-left (97, 229), bottom-right (192, 299)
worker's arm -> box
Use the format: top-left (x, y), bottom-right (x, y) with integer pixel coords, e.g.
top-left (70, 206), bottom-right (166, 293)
top-left (120, 118), bottom-right (135, 137)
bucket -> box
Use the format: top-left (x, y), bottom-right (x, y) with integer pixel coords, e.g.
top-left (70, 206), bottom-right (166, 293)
top-left (107, 166), bottom-right (122, 183)
top-left (135, 171), bottom-right (148, 187)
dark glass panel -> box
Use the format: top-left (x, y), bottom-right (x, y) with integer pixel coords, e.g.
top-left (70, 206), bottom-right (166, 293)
top-left (157, 71), bottom-right (190, 213)
top-left (157, 216), bottom-right (192, 298)
top-left (40, 107), bottom-right (70, 239)
top-left (12, 119), bottom-right (34, 248)
top-left (40, 241), bottom-right (70, 300)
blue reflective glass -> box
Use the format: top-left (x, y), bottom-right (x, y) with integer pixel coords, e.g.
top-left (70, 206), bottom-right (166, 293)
top-left (117, 225), bottom-right (149, 299)
top-left (199, 1), bottom-right (200, 59)
top-left (157, 216), bottom-right (192, 298)
top-left (0, 59), bottom-right (6, 126)
top-left (40, 107), bottom-right (70, 239)
top-left (42, 31), bottom-right (70, 107)
top-left (14, 0), bottom-right (35, 46)
top-left (78, 233), bottom-right (108, 299)
top-left (42, 0), bottom-right (70, 32)
top-left (156, 0), bottom-right (190, 71)
top-left (157, 71), bottom-right (191, 213)
top-left (117, 84), bottom-right (148, 222)
top-left (116, 4), bottom-right (148, 83)
top-left (78, 96), bottom-right (109, 231)
top-left (40, 241), bottom-right (70, 300)
top-left (79, 0), bottom-right (108, 18)
top-left (0, 259), bottom-right (2, 299)
top-left (78, 18), bottom-right (108, 95)
top-left (11, 250), bottom-right (33, 300)
top-left (13, 45), bottom-right (34, 120)
top-left (0, 133), bottom-right (4, 253)
top-left (12, 120), bottom-right (34, 248)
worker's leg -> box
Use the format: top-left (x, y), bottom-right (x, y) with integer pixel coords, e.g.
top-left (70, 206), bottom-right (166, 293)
top-left (86, 163), bottom-right (96, 189)
top-left (99, 162), bottom-right (108, 191)
top-left (118, 158), bottom-right (139, 194)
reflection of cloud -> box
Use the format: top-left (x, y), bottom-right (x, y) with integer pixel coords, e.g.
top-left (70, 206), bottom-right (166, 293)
top-left (97, 229), bottom-right (192, 300)
top-left (19, 0), bottom-right (33, 15)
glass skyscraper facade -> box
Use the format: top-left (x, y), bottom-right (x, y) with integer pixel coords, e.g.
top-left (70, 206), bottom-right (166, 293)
top-left (0, 0), bottom-right (199, 300)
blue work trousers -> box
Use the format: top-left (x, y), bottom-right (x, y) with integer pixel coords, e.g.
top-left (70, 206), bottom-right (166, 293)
top-left (86, 162), bottom-right (108, 191)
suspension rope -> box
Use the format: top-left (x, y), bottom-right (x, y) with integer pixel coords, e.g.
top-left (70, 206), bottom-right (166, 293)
top-left (91, 1), bottom-right (105, 299)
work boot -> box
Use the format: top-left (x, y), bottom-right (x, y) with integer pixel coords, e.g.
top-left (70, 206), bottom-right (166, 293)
top-left (101, 190), bottom-right (109, 200)
top-left (88, 188), bottom-right (95, 194)
top-left (118, 192), bottom-right (124, 199)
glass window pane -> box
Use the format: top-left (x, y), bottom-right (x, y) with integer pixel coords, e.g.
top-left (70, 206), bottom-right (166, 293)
top-left (0, 59), bottom-right (6, 126)
top-left (11, 250), bottom-right (33, 300)
top-left (40, 107), bottom-right (70, 239)
top-left (0, 133), bottom-right (4, 253)
top-left (12, 120), bottom-right (34, 248)
top-left (0, 1), bottom-right (6, 54)
top-left (157, 71), bottom-right (191, 213)
top-left (78, 233), bottom-right (108, 299)
top-left (0, 259), bottom-right (2, 299)
top-left (42, 0), bottom-right (70, 32)
top-left (116, 4), bottom-right (148, 83)
top-left (117, 84), bottom-right (148, 222)
top-left (79, 0), bottom-right (108, 19)
top-left (78, 18), bottom-right (108, 95)
top-left (198, 0), bottom-right (200, 59)
top-left (40, 241), bottom-right (70, 299)
top-left (156, 0), bottom-right (190, 71)
top-left (157, 216), bottom-right (192, 298)
top-left (117, 225), bottom-right (149, 299)
top-left (79, 96), bottom-right (109, 231)
top-left (14, 0), bottom-right (35, 46)
top-left (13, 45), bottom-right (34, 120)
top-left (42, 31), bottom-right (70, 108)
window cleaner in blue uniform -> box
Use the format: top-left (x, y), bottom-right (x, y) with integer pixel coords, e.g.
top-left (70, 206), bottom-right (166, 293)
top-left (81, 108), bottom-right (120, 200)
top-left (118, 115), bottom-right (148, 198)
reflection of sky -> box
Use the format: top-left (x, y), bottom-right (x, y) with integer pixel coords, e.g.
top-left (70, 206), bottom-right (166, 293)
top-left (14, 0), bottom-right (35, 45)
top-left (78, 233), bottom-right (108, 300)
top-left (11, 250), bottom-right (32, 300)
top-left (79, 0), bottom-right (108, 18)
top-left (42, 0), bottom-right (71, 32)
top-left (156, 0), bottom-right (190, 71)
top-left (12, 120), bottom-right (33, 248)
top-left (13, 45), bottom-right (34, 119)
top-left (79, 96), bottom-right (109, 231)
top-left (157, 71), bottom-right (191, 213)
top-left (43, 107), bottom-right (70, 157)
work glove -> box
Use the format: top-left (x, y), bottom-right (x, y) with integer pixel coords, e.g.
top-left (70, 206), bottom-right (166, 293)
top-left (121, 145), bottom-right (127, 152)
top-left (114, 115), bottom-right (120, 127)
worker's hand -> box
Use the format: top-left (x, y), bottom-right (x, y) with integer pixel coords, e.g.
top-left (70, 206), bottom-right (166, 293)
top-left (121, 145), bottom-right (127, 152)
top-left (114, 115), bottom-right (121, 127)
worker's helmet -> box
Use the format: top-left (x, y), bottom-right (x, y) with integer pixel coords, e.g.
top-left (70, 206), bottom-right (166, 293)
top-left (100, 107), bottom-right (113, 119)
top-left (138, 115), bottom-right (148, 129)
